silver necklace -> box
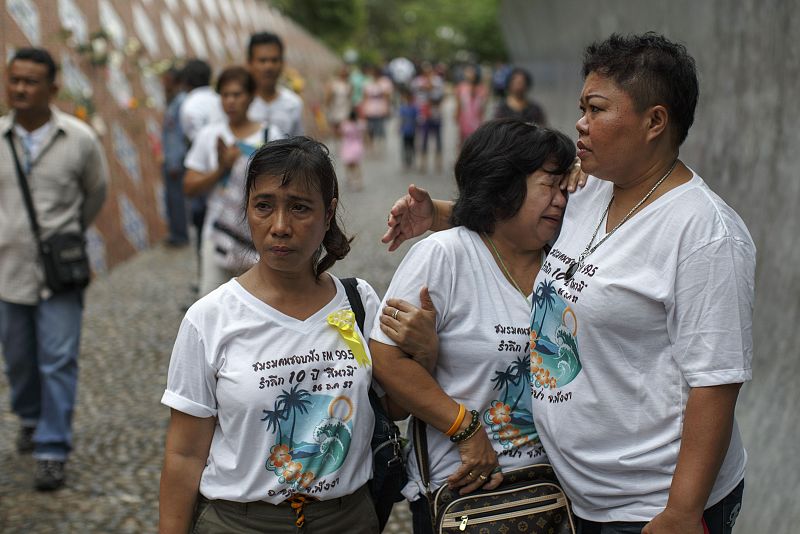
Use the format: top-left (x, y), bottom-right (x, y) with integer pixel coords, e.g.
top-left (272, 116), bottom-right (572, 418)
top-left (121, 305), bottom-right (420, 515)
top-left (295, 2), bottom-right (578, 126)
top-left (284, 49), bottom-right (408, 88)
top-left (563, 159), bottom-right (679, 281)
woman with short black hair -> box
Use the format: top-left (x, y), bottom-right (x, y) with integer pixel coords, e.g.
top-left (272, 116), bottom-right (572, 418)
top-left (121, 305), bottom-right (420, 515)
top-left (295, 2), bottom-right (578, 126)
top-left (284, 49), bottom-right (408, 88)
top-left (370, 119), bottom-right (575, 534)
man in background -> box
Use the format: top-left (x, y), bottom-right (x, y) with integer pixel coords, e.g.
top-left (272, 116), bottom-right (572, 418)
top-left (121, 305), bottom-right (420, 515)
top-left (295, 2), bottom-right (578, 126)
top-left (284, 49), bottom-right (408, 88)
top-left (0, 48), bottom-right (108, 491)
top-left (246, 32), bottom-right (304, 136)
top-left (161, 65), bottom-right (189, 247)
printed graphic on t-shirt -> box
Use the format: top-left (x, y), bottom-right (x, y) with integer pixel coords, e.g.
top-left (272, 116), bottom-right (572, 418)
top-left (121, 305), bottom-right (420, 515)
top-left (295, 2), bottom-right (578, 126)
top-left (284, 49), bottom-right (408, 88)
top-left (485, 324), bottom-right (543, 456)
top-left (484, 351), bottom-right (537, 449)
top-left (255, 307), bottom-right (370, 497)
top-left (263, 387), bottom-right (355, 492)
top-left (530, 279), bottom-right (582, 390)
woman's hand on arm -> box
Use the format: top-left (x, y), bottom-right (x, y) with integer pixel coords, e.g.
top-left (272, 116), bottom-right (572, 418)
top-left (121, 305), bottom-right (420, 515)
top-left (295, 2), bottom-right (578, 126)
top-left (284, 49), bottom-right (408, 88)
top-left (381, 185), bottom-right (454, 251)
top-left (380, 286), bottom-right (439, 373)
top-left (159, 410), bottom-right (215, 534)
top-left (369, 340), bottom-right (502, 494)
top-left (642, 383), bottom-right (742, 534)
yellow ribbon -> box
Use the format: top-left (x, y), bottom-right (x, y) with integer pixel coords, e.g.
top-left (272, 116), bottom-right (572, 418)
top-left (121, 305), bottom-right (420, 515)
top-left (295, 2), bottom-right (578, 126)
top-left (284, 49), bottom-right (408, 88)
top-left (326, 309), bottom-right (371, 367)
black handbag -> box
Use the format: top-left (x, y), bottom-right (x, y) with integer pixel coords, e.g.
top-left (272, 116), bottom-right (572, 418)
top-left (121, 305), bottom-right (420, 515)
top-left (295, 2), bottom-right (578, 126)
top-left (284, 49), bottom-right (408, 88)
top-left (6, 133), bottom-right (91, 293)
top-left (341, 278), bottom-right (408, 532)
top-left (413, 418), bottom-right (576, 534)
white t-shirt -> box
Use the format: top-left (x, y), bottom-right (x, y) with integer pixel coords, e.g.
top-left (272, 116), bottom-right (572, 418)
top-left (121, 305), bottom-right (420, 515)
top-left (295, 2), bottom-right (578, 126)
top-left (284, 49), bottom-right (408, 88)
top-left (371, 227), bottom-right (548, 500)
top-left (248, 87), bottom-right (304, 137)
top-left (529, 171), bottom-right (755, 522)
top-left (162, 276), bottom-right (380, 503)
top-left (13, 120), bottom-right (54, 166)
top-left (179, 86), bottom-right (225, 142)
top-left (184, 121), bottom-right (285, 249)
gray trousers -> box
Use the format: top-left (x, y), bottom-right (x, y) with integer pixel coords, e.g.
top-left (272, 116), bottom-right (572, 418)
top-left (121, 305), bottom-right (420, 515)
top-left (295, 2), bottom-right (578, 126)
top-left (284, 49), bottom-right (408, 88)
top-left (192, 484), bottom-right (379, 534)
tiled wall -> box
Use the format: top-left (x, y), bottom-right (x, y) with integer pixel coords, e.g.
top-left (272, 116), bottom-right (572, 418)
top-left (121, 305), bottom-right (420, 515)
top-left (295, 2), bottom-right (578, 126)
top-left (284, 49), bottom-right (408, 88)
top-left (1, 0), bottom-right (340, 272)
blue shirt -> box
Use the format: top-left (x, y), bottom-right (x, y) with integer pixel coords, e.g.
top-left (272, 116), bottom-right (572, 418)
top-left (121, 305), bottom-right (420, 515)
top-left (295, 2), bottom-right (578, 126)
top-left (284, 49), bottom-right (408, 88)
top-left (399, 104), bottom-right (418, 137)
top-left (162, 92), bottom-right (187, 173)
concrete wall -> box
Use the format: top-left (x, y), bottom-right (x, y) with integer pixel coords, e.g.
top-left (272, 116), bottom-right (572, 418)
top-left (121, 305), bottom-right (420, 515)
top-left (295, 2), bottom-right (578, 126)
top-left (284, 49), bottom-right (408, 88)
top-left (499, 1), bottom-right (799, 532)
top-left (1, 0), bottom-right (340, 271)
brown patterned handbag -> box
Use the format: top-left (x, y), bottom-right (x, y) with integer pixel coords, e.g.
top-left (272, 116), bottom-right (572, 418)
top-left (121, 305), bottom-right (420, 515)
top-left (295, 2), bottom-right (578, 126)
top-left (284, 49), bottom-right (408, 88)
top-left (413, 419), bottom-right (576, 534)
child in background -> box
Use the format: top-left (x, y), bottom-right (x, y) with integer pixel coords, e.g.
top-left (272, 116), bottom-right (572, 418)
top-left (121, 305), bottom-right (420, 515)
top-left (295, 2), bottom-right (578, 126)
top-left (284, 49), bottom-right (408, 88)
top-left (398, 88), bottom-right (418, 170)
top-left (340, 109), bottom-right (365, 190)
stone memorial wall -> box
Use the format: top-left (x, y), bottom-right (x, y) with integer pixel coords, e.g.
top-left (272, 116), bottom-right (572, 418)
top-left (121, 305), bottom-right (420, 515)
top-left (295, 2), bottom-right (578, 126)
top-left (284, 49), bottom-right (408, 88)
top-left (1, 0), bottom-right (340, 271)
top-left (499, 2), bottom-right (799, 532)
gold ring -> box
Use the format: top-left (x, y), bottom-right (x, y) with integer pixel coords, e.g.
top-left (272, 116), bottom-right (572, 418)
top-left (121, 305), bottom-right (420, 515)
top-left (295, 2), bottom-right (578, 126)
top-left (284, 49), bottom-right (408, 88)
top-left (392, 309), bottom-right (399, 320)
top-left (478, 474), bottom-right (488, 481)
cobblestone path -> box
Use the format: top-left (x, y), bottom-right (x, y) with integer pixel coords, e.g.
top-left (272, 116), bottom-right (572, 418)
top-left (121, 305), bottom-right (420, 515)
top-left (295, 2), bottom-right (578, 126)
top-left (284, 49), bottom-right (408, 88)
top-left (0, 105), bottom-right (460, 533)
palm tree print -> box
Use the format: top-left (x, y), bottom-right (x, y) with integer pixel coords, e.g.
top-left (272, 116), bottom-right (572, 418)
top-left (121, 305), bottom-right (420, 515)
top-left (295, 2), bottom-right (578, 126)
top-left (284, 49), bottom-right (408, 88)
top-left (490, 367), bottom-right (516, 405)
top-left (277, 385), bottom-right (313, 445)
top-left (509, 354), bottom-right (531, 411)
top-left (261, 401), bottom-right (286, 443)
top-left (533, 279), bottom-right (557, 331)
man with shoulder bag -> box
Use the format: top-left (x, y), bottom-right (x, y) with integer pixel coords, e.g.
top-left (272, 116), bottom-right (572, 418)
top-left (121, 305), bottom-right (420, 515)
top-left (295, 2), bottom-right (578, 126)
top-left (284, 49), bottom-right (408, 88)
top-left (0, 48), bottom-right (108, 491)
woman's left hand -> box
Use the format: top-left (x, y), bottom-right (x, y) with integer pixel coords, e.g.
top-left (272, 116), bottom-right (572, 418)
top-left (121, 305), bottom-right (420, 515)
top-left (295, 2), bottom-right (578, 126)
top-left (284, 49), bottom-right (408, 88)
top-left (447, 429), bottom-right (503, 495)
top-left (560, 157), bottom-right (588, 193)
top-left (380, 287), bottom-right (439, 373)
top-left (642, 508), bottom-right (705, 534)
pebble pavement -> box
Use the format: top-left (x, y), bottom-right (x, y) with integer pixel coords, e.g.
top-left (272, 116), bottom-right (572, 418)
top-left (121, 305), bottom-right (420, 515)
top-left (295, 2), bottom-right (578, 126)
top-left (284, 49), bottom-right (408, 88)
top-left (0, 107), bottom-right (460, 533)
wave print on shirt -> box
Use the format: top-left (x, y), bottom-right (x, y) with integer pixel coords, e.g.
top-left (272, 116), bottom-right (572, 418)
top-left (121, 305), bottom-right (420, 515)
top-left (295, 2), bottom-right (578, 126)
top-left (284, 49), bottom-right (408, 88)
top-left (262, 386), bottom-right (354, 491)
top-left (530, 280), bottom-right (582, 389)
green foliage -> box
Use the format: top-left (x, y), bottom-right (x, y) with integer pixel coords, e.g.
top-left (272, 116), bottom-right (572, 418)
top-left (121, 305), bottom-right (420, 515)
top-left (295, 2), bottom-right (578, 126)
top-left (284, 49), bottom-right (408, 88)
top-left (269, 0), bottom-right (507, 63)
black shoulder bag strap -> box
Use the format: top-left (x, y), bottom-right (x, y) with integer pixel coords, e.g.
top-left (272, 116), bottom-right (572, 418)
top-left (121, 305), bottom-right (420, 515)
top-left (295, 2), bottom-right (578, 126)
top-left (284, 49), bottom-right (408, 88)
top-left (340, 277), bottom-right (383, 412)
top-left (413, 417), bottom-right (436, 528)
top-left (5, 132), bottom-right (44, 251)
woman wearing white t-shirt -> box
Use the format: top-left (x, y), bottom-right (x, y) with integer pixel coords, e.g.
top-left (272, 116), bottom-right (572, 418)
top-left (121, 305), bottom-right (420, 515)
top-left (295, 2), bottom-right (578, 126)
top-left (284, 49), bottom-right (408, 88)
top-left (183, 66), bottom-right (285, 296)
top-left (382, 33), bottom-right (754, 534)
top-left (369, 119), bottom-right (576, 534)
top-left (160, 138), bottom-right (381, 533)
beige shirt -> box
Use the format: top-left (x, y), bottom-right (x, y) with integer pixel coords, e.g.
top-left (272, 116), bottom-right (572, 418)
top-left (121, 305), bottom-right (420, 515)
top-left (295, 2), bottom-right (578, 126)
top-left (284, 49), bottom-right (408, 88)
top-left (0, 108), bottom-right (109, 304)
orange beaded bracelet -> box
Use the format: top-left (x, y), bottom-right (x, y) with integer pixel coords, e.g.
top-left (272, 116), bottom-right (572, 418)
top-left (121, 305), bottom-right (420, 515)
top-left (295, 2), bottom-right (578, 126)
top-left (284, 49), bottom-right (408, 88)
top-left (445, 403), bottom-right (467, 437)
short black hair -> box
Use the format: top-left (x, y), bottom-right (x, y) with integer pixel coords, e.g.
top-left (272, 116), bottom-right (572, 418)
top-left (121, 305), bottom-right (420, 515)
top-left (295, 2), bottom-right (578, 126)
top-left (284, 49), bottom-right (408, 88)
top-left (11, 47), bottom-right (57, 83)
top-left (216, 66), bottom-right (256, 95)
top-left (243, 137), bottom-right (351, 278)
top-left (582, 32), bottom-right (698, 146)
top-left (163, 64), bottom-right (184, 84)
top-left (183, 59), bottom-right (212, 89)
top-left (506, 67), bottom-right (532, 92)
top-left (451, 118), bottom-right (575, 234)
top-left (248, 32), bottom-right (284, 60)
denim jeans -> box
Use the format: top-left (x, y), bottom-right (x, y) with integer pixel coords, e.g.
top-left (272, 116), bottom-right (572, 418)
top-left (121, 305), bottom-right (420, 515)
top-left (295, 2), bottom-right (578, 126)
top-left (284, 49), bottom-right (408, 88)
top-left (0, 289), bottom-right (83, 460)
top-left (163, 166), bottom-right (189, 244)
top-left (576, 479), bottom-right (745, 534)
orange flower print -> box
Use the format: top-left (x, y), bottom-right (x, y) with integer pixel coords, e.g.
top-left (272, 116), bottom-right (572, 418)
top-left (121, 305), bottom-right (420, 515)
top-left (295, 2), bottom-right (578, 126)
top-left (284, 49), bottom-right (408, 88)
top-left (511, 435), bottom-right (530, 447)
top-left (488, 401), bottom-right (512, 425)
top-left (283, 461), bottom-right (303, 482)
top-left (297, 471), bottom-right (316, 489)
top-left (498, 425), bottom-right (520, 440)
top-left (549, 377), bottom-right (558, 389)
top-left (269, 444), bottom-right (292, 468)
